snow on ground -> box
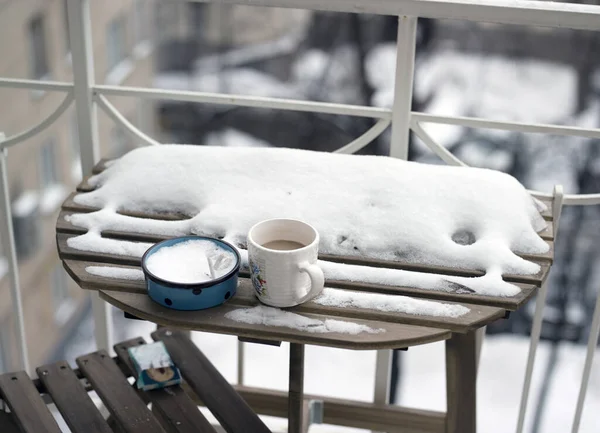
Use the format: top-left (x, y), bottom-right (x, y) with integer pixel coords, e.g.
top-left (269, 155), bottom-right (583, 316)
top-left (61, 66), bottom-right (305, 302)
top-left (59, 314), bottom-right (599, 433)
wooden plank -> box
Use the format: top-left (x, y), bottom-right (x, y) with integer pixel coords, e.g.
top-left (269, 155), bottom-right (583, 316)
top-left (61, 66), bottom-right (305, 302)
top-left (446, 332), bottom-right (477, 433)
top-left (76, 350), bottom-right (166, 433)
top-left (63, 253), bottom-right (536, 311)
top-left (322, 278), bottom-right (537, 311)
top-left (57, 229), bottom-right (548, 287)
top-left (36, 361), bottom-right (113, 433)
top-left (319, 251), bottom-right (550, 286)
top-left (63, 260), bottom-right (505, 332)
top-left (57, 211), bottom-right (553, 274)
top-left (0, 371), bottom-right (62, 433)
top-left (61, 196), bottom-right (190, 221)
top-left (231, 280), bottom-right (506, 333)
top-left (102, 290), bottom-right (450, 350)
top-left (63, 260), bottom-right (147, 294)
top-left (232, 386), bottom-right (446, 433)
top-left (151, 329), bottom-right (272, 433)
top-left (113, 337), bottom-right (216, 433)
top-left (57, 232), bottom-right (143, 267)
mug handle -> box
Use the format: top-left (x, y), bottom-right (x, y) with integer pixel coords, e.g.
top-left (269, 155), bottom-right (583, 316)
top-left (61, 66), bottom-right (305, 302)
top-left (297, 261), bottom-right (325, 303)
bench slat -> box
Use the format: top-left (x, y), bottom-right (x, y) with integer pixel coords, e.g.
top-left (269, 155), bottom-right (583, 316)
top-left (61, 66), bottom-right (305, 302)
top-left (113, 337), bottom-right (216, 433)
top-left (76, 350), bottom-right (166, 433)
top-left (151, 329), bottom-right (272, 433)
top-left (36, 361), bottom-right (112, 433)
top-left (63, 256), bottom-right (535, 311)
top-left (56, 230), bottom-right (549, 287)
top-left (63, 259), bottom-right (506, 332)
top-left (0, 371), bottom-right (62, 433)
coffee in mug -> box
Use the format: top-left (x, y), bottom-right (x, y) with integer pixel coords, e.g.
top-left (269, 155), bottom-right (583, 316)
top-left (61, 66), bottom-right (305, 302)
top-left (247, 218), bottom-right (324, 307)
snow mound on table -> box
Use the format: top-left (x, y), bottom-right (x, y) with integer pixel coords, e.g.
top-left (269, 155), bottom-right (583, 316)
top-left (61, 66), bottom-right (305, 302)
top-left (69, 145), bottom-right (548, 297)
top-left (314, 288), bottom-right (469, 318)
top-left (86, 266), bottom-right (144, 281)
top-left (224, 305), bottom-right (384, 335)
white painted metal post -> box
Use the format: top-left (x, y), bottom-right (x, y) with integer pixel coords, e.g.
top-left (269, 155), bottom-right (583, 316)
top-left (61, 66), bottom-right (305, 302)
top-left (0, 139), bottom-right (29, 373)
top-left (516, 185), bottom-right (564, 433)
top-left (372, 16), bottom-right (417, 417)
top-left (571, 289), bottom-right (600, 433)
top-left (67, 0), bottom-right (113, 352)
top-left (389, 15), bottom-right (417, 160)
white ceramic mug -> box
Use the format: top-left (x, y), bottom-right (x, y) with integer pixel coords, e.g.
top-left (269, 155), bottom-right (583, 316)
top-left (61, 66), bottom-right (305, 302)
top-left (247, 218), bottom-right (324, 308)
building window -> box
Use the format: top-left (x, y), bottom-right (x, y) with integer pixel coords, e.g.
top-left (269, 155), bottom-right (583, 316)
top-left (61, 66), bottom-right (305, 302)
top-left (39, 139), bottom-right (58, 188)
top-left (106, 15), bottom-right (127, 72)
top-left (29, 14), bottom-right (50, 79)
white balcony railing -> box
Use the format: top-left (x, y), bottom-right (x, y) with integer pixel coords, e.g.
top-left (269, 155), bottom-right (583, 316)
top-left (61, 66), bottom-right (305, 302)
top-left (1, 1), bottom-right (600, 432)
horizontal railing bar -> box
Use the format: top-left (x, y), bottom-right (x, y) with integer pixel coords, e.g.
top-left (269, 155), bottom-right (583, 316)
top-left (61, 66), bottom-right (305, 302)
top-left (0, 77), bottom-right (74, 92)
top-left (95, 93), bottom-right (159, 146)
top-left (537, 192), bottom-right (600, 206)
top-left (184, 0), bottom-right (600, 31)
top-left (93, 85), bottom-right (392, 119)
top-left (410, 118), bottom-right (600, 206)
top-left (411, 112), bottom-right (600, 140)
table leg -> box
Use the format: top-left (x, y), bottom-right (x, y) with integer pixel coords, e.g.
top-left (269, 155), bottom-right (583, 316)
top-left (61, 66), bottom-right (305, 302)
top-left (288, 343), bottom-right (305, 433)
top-left (446, 331), bottom-right (477, 433)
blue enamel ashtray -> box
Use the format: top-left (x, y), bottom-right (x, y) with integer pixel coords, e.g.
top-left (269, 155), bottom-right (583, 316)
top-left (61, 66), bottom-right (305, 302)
top-left (141, 236), bottom-right (241, 311)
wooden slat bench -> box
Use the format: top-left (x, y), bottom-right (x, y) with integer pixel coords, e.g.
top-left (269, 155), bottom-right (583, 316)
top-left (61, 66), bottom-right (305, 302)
top-left (0, 331), bottom-right (271, 433)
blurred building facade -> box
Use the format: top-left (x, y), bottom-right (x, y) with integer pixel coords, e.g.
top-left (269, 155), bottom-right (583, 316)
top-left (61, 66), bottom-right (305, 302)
top-left (0, 0), bottom-right (160, 372)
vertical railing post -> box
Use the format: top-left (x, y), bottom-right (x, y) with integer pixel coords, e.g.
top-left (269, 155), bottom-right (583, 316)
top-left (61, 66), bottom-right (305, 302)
top-left (0, 136), bottom-right (29, 373)
top-left (571, 288), bottom-right (600, 433)
top-left (389, 15), bottom-right (417, 160)
top-left (373, 15), bottom-right (417, 416)
top-left (67, 0), bottom-right (113, 352)
top-left (516, 185), bottom-right (564, 433)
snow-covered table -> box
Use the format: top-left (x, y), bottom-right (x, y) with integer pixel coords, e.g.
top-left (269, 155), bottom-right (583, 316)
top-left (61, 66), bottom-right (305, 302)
top-left (56, 153), bottom-right (554, 433)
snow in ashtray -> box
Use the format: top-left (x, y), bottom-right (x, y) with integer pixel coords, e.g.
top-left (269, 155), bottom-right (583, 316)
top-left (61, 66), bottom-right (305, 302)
top-left (66, 145), bottom-right (548, 299)
top-left (314, 288), bottom-right (469, 317)
top-left (225, 305), bottom-right (383, 335)
top-left (85, 266), bottom-right (144, 281)
top-left (146, 239), bottom-right (236, 284)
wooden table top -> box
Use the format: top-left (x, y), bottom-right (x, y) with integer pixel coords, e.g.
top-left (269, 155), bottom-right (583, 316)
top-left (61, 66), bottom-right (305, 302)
top-left (56, 160), bottom-right (555, 350)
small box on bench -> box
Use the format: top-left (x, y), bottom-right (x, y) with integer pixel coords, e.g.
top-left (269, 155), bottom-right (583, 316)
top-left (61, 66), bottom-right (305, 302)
top-left (127, 341), bottom-right (182, 391)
